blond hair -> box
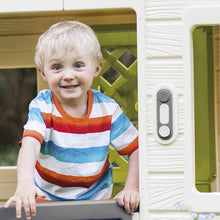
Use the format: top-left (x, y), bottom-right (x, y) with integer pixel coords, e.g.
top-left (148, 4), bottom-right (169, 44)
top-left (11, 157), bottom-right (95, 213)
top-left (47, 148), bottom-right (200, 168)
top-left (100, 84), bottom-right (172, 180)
top-left (34, 21), bottom-right (103, 72)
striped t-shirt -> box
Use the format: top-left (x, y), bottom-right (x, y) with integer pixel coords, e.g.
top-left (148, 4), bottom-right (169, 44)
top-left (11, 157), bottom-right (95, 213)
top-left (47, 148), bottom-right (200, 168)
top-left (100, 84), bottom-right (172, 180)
top-left (22, 89), bottom-right (138, 201)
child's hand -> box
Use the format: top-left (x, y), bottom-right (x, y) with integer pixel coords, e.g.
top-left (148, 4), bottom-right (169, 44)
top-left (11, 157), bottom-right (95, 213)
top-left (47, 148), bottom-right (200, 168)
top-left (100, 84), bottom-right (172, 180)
top-left (4, 183), bottom-right (46, 220)
top-left (114, 187), bottom-right (139, 214)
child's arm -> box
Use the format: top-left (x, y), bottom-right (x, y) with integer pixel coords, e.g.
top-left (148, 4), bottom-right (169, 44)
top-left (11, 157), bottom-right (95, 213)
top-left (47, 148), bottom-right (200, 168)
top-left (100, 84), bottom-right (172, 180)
top-left (114, 148), bottom-right (139, 214)
top-left (4, 137), bottom-right (46, 220)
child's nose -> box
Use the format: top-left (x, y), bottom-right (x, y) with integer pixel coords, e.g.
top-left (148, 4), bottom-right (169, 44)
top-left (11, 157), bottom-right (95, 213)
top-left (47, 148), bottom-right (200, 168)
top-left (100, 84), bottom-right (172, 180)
top-left (63, 69), bottom-right (75, 79)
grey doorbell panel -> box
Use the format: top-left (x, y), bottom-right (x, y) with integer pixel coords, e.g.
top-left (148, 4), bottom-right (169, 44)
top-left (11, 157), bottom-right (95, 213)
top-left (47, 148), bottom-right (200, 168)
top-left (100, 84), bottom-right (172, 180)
top-left (156, 88), bottom-right (173, 140)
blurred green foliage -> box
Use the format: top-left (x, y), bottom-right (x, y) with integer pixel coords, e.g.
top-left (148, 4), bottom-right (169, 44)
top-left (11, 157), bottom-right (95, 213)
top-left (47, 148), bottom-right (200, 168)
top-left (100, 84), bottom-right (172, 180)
top-left (0, 68), bottom-right (37, 166)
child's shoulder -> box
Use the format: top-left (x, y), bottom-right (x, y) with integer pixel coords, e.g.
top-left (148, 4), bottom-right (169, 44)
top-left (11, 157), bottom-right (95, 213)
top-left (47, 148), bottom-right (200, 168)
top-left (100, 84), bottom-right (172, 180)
top-left (90, 89), bottom-right (117, 104)
top-left (33, 89), bottom-right (53, 104)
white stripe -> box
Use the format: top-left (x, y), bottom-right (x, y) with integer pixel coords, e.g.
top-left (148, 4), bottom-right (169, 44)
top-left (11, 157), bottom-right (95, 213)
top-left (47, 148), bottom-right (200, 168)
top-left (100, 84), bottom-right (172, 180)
top-left (50, 104), bottom-right (62, 117)
top-left (111, 124), bottom-right (138, 151)
top-left (38, 154), bottom-right (107, 177)
top-left (35, 170), bottom-right (87, 199)
top-left (44, 129), bottom-right (110, 149)
top-left (24, 120), bottom-right (46, 136)
top-left (30, 101), bottom-right (61, 117)
top-left (111, 105), bottom-right (123, 123)
top-left (90, 102), bottom-right (117, 118)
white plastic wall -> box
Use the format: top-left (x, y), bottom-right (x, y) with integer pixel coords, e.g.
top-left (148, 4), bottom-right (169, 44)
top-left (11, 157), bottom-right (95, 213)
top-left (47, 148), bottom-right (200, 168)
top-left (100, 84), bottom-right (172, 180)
top-left (0, 0), bottom-right (62, 12)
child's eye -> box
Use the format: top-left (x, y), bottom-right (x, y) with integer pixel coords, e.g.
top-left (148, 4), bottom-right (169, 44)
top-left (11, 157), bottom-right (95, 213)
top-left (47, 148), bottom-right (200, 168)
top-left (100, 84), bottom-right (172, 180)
top-left (74, 62), bottom-right (84, 69)
top-left (52, 64), bottom-right (62, 71)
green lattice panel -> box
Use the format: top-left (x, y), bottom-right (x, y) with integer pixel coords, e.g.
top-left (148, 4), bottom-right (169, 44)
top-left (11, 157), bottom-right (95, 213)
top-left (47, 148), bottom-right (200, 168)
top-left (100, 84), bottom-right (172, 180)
top-left (92, 46), bottom-right (137, 121)
top-left (91, 26), bottom-right (137, 196)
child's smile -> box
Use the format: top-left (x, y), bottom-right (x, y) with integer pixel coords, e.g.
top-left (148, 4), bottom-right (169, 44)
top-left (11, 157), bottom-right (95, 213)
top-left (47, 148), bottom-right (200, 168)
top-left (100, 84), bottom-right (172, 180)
top-left (60, 83), bottom-right (79, 90)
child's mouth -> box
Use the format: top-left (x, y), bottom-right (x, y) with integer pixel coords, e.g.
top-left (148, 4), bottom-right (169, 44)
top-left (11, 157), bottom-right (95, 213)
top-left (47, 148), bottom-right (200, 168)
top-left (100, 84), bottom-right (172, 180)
top-left (61, 85), bottom-right (78, 89)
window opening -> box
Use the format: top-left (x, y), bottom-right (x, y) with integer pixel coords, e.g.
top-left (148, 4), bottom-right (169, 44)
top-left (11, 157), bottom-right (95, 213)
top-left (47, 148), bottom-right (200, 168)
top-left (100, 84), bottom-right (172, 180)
top-left (102, 66), bottom-right (121, 85)
top-left (118, 49), bottom-right (137, 68)
top-left (193, 25), bottom-right (220, 192)
top-left (0, 10), bottom-right (138, 210)
top-left (0, 68), bottom-right (37, 166)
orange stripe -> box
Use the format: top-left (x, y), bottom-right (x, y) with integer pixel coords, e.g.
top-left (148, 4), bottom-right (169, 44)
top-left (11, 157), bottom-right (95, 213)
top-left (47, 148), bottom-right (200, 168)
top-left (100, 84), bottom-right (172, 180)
top-left (36, 156), bottom-right (109, 188)
top-left (36, 198), bottom-right (52, 203)
top-left (42, 113), bottom-right (112, 134)
top-left (118, 137), bottom-right (138, 155)
top-left (22, 130), bottom-right (44, 144)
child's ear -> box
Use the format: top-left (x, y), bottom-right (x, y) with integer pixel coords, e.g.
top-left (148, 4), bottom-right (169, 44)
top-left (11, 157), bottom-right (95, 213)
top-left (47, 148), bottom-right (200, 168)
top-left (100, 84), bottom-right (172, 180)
top-left (39, 69), bottom-right (47, 81)
top-left (94, 62), bottom-right (103, 78)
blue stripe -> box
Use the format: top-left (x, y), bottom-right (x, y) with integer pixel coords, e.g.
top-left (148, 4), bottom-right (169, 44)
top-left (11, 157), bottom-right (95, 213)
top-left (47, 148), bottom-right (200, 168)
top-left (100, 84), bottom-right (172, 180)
top-left (75, 167), bottom-right (113, 200)
top-left (34, 89), bottom-right (53, 104)
top-left (110, 113), bottom-right (131, 141)
top-left (41, 141), bottom-right (109, 163)
top-left (91, 89), bottom-right (116, 104)
top-left (28, 108), bottom-right (44, 124)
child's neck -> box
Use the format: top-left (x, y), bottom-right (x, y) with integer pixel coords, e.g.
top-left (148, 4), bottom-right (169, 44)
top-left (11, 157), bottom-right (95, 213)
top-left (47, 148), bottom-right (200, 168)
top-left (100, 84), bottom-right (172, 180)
top-left (63, 104), bottom-right (88, 118)
top-left (61, 95), bottom-right (88, 118)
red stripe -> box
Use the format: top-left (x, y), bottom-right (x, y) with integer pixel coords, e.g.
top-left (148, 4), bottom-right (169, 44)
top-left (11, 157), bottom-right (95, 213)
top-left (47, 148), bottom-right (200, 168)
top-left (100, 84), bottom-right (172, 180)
top-left (35, 157), bottom-right (109, 188)
top-left (42, 113), bottom-right (112, 134)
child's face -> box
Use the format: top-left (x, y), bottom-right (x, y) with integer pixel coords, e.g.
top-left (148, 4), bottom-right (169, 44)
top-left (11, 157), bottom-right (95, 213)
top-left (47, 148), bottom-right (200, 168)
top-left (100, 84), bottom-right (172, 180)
top-left (40, 46), bottom-right (102, 107)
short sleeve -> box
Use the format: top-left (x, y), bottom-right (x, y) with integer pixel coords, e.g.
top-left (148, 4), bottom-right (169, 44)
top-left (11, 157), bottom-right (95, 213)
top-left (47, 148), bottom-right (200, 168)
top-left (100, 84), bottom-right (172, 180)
top-left (110, 105), bottom-right (138, 155)
top-left (22, 92), bottom-right (48, 144)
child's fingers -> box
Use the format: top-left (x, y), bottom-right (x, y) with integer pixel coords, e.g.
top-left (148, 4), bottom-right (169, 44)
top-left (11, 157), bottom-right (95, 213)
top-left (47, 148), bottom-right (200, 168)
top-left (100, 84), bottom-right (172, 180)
top-left (4, 197), bottom-right (14, 208)
top-left (123, 194), bottom-right (131, 214)
top-left (5, 196), bottom-right (24, 219)
top-left (122, 192), bottom-right (140, 214)
top-left (4, 187), bottom-right (42, 219)
top-left (115, 190), bottom-right (140, 214)
top-left (129, 194), bottom-right (139, 214)
top-left (22, 197), bottom-right (33, 220)
top-left (131, 193), bottom-right (140, 214)
top-left (115, 192), bottom-right (133, 214)
top-left (15, 198), bottom-right (22, 219)
top-left (115, 193), bottom-right (125, 207)
top-left (129, 197), bottom-right (135, 214)
top-left (28, 196), bottom-right (36, 217)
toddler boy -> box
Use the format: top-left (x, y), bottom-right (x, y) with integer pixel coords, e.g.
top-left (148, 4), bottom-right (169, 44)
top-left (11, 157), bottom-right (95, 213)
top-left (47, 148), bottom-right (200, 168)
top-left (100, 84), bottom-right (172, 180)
top-left (5, 21), bottom-right (139, 219)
